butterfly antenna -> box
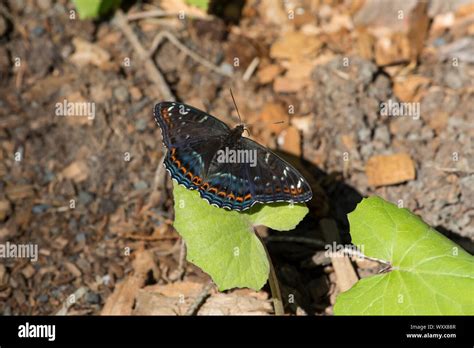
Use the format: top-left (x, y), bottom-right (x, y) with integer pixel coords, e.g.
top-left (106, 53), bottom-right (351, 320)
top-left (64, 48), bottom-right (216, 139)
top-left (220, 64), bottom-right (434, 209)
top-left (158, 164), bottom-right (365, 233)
top-left (230, 88), bottom-right (243, 125)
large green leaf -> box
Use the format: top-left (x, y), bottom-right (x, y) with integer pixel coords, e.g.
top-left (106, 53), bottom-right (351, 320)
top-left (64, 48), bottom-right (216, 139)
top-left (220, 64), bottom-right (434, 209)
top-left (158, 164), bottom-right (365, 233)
top-left (173, 182), bottom-right (308, 291)
top-left (334, 196), bottom-right (474, 315)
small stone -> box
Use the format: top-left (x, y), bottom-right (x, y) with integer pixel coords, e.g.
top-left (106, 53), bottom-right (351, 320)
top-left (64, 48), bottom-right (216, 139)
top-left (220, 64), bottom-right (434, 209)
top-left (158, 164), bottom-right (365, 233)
top-left (32, 204), bottom-right (50, 214)
top-left (133, 180), bottom-right (148, 190)
top-left (86, 292), bottom-right (100, 304)
top-left (113, 85), bottom-right (129, 103)
top-left (78, 191), bottom-right (94, 205)
top-left (135, 119), bottom-right (147, 132)
top-left (75, 233), bottom-right (86, 243)
top-left (373, 125), bottom-right (390, 144)
top-left (357, 128), bottom-right (371, 142)
top-left (100, 198), bottom-right (116, 214)
top-left (37, 294), bottom-right (49, 303)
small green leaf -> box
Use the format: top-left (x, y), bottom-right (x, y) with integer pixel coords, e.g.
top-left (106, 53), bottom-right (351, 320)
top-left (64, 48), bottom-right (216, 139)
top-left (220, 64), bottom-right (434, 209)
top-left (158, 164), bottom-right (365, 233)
top-left (173, 182), bottom-right (308, 291)
top-left (73, 0), bottom-right (121, 19)
top-left (334, 196), bottom-right (474, 315)
top-left (184, 0), bottom-right (210, 11)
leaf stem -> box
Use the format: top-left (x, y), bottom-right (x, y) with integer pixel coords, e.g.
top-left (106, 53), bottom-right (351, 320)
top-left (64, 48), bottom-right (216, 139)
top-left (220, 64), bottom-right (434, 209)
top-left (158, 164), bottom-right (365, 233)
top-left (257, 233), bottom-right (284, 315)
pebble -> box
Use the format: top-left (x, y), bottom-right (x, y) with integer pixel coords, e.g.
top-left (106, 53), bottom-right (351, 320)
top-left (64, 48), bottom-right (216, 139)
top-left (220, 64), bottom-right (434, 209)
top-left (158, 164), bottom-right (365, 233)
top-left (373, 125), bottom-right (390, 144)
top-left (79, 191), bottom-right (94, 205)
top-left (133, 180), bottom-right (148, 190)
top-left (135, 119), bottom-right (147, 132)
top-left (75, 233), bottom-right (86, 243)
top-left (85, 292), bottom-right (101, 304)
top-left (32, 204), bottom-right (50, 214)
top-left (113, 85), bottom-right (129, 103)
top-left (99, 198), bottom-right (116, 214)
top-left (38, 294), bottom-right (49, 303)
top-left (357, 128), bottom-right (371, 142)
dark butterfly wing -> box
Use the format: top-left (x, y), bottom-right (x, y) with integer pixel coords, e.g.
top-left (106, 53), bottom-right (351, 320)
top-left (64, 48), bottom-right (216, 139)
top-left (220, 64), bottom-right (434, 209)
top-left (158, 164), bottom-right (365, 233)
top-left (154, 102), bottom-right (230, 148)
top-left (154, 102), bottom-right (312, 211)
top-left (154, 102), bottom-right (230, 190)
top-left (198, 137), bottom-right (313, 211)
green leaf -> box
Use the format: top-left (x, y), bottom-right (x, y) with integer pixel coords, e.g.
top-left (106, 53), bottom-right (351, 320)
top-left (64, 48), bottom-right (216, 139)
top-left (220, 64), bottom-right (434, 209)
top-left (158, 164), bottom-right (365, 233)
top-left (184, 0), bottom-right (210, 11)
top-left (334, 196), bottom-right (474, 315)
top-left (173, 182), bottom-right (308, 291)
top-left (73, 0), bottom-right (121, 20)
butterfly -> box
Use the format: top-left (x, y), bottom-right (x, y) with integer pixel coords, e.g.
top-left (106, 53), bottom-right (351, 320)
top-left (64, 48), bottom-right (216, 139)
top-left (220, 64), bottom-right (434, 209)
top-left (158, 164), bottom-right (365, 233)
top-left (154, 101), bottom-right (313, 211)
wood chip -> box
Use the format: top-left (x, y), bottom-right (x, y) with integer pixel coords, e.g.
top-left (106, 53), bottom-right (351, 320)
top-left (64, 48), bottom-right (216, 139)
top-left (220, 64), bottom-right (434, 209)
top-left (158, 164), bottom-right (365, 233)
top-left (331, 256), bottom-right (359, 292)
top-left (21, 264), bottom-right (36, 279)
top-left (5, 185), bottom-right (35, 201)
top-left (0, 200), bottom-right (12, 221)
top-left (61, 160), bottom-right (89, 183)
top-left (365, 153), bottom-right (416, 186)
top-left (278, 126), bottom-right (301, 157)
top-left (64, 262), bottom-right (82, 278)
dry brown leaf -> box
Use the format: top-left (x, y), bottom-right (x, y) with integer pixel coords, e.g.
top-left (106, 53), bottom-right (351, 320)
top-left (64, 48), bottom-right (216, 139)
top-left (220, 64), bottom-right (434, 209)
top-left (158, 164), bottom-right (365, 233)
top-left (393, 75), bottom-right (431, 102)
top-left (198, 293), bottom-right (272, 315)
top-left (70, 38), bottom-right (112, 69)
top-left (258, 103), bottom-right (289, 134)
top-left (273, 76), bottom-right (309, 93)
top-left (270, 31), bottom-right (322, 60)
top-left (365, 153), bottom-right (416, 186)
top-left (375, 33), bottom-right (411, 66)
top-left (101, 276), bottom-right (143, 315)
top-left (278, 126), bottom-right (301, 157)
top-left (257, 64), bottom-right (283, 84)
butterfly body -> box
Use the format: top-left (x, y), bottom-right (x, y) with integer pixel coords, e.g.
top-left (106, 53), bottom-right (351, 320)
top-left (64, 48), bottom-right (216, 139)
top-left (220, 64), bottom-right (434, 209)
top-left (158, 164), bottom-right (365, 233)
top-left (154, 102), bottom-right (312, 211)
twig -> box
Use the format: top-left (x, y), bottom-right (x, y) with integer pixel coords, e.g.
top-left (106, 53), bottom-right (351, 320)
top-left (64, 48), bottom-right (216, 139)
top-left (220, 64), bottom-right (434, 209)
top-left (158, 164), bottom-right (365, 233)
top-left (169, 238), bottom-right (187, 280)
top-left (147, 31), bottom-right (232, 77)
top-left (257, 234), bottom-right (284, 315)
top-left (113, 10), bottom-right (175, 101)
top-left (243, 57), bottom-right (260, 81)
top-left (185, 280), bottom-right (214, 315)
top-left (265, 235), bottom-right (327, 248)
top-left (127, 9), bottom-right (211, 21)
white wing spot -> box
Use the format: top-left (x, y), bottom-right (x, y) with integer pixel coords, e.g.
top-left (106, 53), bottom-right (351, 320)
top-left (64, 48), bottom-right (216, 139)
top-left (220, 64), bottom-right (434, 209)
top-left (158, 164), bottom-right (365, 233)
top-left (167, 106), bottom-right (174, 111)
top-left (265, 153), bottom-right (270, 163)
top-left (297, 180), bottom-right (302, 188)
top-left (254, 176), bottom-right (260, 182)
top-left (199, 116), bottom-right (209, 123)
